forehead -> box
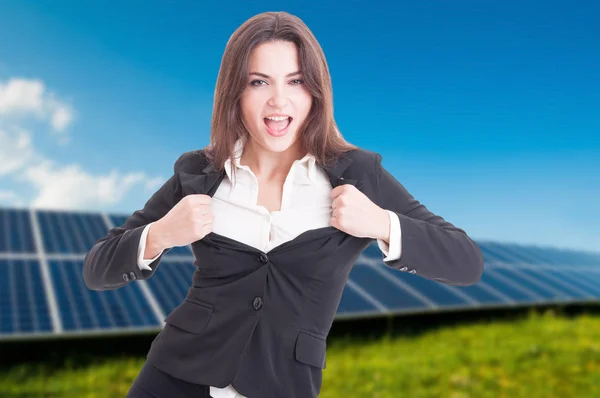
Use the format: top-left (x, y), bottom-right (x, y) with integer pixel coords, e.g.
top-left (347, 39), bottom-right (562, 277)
top-left (248, 41), bottom-right (300, 73)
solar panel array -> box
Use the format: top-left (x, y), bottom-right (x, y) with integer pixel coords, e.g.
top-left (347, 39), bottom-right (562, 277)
top-left (1, 206), bottom-right (599, 341)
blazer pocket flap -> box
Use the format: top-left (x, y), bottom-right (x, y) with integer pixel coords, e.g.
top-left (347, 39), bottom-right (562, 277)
top-left (164, 297), bottom-right (214, 334)
top-left (295, 330), bottom-right (327, 369)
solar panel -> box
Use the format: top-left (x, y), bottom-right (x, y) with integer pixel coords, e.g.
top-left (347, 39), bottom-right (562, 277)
top-left (48, 259), bottom-right (158, 331)
top-left (349, 265), bottom-right (429, 311)
top-left (144, 259), bottom-right (196, 316)
top-left (37, 210), bottom-right (110, 254)
top-left (476, 269), bottom-right (538, 302)
top-left (336, 284), bottom-right (380, 315)
top-left (379, 265), bottom-right (471, 307)
top-left (0, 205), bottom-right (599, 341)
top-left (0, 258), bottom-right (53, 335)
top-left (0, 208), bottom-right (36, 254)
top-left (561, 271), bottom-right (600, 295)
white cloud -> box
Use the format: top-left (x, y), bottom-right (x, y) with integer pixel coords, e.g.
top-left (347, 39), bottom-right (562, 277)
top-left (50, 104), bottom-right (73, 131)
top-left (144, 176), bottom-right (166, 191)
top-left (21, 160), bottom-right (154, 211)
top-left (0, 74), bottom-right (168, 211)
top-left (0, 190), bottom-right (20, 201)
top-left (0, 190), bottom-right (25, 208)
top-left (0, 77), bottom-right (74, 135)
top-left (0, 123), bottom-right (166, 211)
top-left (0, 126), bottom-right (36, 175)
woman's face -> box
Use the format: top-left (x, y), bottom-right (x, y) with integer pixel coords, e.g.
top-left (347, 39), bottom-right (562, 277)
top-left (240, 40), bottom-right (312, 155)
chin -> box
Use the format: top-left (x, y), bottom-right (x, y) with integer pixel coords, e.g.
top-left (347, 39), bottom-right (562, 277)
top-left (254, 125), bottom-right (301, 152)
top-left (261, 135), bottom-right (299, 153)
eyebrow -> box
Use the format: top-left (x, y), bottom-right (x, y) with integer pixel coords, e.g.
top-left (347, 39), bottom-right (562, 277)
top-left (248, 71), bottom-right (302, 78)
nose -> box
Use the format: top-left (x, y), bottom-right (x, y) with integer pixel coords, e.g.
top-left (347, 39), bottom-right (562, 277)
top-left (268, 85), bottom-right (288, 110)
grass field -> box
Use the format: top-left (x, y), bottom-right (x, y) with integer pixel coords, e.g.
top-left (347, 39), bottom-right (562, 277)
top-left (1, 307), bottom-right (599, 397)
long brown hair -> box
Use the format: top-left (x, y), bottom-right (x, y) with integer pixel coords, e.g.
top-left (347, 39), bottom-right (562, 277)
top-left (200, 11), bottom-right (358, 178)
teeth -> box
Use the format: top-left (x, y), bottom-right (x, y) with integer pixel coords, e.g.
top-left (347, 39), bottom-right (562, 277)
top-left (265, 116), bottom-right (290, 121)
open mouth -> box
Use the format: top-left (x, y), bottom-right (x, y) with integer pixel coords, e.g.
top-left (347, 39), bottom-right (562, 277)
top-left (263, 117), bottom-right (292, 136)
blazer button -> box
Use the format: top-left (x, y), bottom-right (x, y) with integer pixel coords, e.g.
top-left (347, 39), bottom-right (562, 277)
top-left (129, 271), bottom-right (137, 280)
top-left (252, 297), bottom-right (263, 310)
top-left (122, 273), bottom-right (130, 282)
top-left (409, 269), bottom-right (416, 274)
top-left (259, 253), bottom-right (269, 263)
top-left (399, 266), bottom-right (408, 271)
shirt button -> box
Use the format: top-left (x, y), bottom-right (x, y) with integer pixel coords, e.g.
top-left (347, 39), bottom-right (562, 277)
top-left (252, 297), bottom-right (263, 310)
top-left (122, 273), bottom-right (130, 281)
top-left (259, 253), bottom-right (269, 263)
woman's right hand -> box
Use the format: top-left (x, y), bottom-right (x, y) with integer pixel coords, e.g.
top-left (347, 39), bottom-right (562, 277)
top-left (151, 194), bottom-right (214, 249)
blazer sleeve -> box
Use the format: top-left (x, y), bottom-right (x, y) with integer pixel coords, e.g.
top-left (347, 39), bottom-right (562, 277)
top-left (372, 152), bottom-right (484, 286)
top-left (82, 153), bottom-right (186, 291)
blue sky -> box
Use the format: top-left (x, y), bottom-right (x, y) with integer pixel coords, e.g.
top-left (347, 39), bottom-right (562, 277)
top-left (0, 1), bottom-right (598, 253)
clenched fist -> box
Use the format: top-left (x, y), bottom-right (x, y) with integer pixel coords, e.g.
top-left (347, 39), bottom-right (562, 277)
top-left (149, 194), bottom-right (214, 251)
top-left (330, 183), bottom-right (390, 241)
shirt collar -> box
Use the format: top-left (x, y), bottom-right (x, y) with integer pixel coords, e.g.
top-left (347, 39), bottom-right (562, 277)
top-left (224, 137), bottom-right (317, 186)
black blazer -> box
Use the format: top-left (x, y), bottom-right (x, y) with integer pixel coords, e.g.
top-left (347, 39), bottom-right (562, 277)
top-left (83, 147), bottom-right (484, 398)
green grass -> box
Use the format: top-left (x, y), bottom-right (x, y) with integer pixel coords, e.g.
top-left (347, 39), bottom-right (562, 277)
top-left (1, 308), bottom-right (600, 397)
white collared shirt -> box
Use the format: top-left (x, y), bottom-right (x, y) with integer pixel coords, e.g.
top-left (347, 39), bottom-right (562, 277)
top-left (137, 138), bottom-right (401, 397)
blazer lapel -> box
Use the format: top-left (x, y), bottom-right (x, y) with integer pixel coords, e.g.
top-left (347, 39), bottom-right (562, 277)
top-left (178, 150), bottom-right (364, 196)
top-left (322, 153), bottom-right (364, 191)
top-left (178, 164), bottom-right (223, 196)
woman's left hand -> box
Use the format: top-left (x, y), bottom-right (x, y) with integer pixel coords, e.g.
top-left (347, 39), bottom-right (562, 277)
top-left (330, 183), bottom-right (390, 241)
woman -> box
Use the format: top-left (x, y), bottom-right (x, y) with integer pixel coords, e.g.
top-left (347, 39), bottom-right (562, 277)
top-left (83, 11), bottom-right (484, 398)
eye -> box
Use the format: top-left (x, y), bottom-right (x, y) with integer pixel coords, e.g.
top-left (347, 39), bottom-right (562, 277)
top-left (249, 79), bottom-right (305, 87)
